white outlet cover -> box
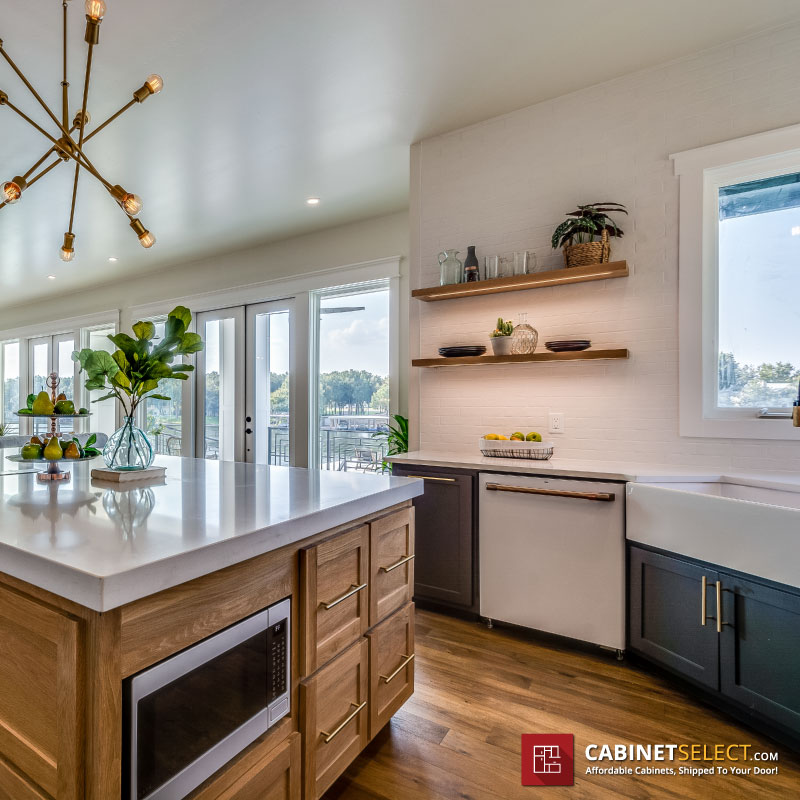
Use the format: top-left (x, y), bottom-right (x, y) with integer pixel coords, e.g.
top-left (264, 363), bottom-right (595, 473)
top-left (549, 412), bottom-right (565, 434)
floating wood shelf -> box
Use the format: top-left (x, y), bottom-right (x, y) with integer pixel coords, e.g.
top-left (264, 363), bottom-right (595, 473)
top-left (412, 260), bottom-right (628, 302)
top-left (412, 348), bottom-right (630, 368)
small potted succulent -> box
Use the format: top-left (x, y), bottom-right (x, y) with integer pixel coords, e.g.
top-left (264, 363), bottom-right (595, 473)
top-left (551, 202), bottom-right (627, 267)
top-left (490, 318), bottom-right (514, 356)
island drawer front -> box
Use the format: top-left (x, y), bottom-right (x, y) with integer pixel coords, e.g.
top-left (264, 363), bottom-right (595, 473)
top-left (191, 731), bottom-right (300, 800)
top-left (301, 638), bottom-right (369, 800)
top-left (0, 758), bottom-right (49, 800)
top-left (369, 508), bottom-right (415, 626)
top-left (301, 525), bottom-right (370, 675)
top-left (367, 602), bottom-right (415, 738)
top-left (0, 586), bottom-right (82, 800)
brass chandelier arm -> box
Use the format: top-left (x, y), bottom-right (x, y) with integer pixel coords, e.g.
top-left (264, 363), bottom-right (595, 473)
top-left (84, 99), bottom-right (136, 143)
top-left (69, 40), bottom-right (94, 234)
top-left (61, 0), bottom-right (69, 130)
top-left (22, 147), bottom-right (57, 180)
top-left (0, 156), bottom-right (63, 210)
top-left (4, 99), bottom-right (113, 191)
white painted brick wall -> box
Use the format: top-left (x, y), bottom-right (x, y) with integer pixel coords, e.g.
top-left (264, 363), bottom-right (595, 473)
top-left (412, 23), bottom-right (800, 472)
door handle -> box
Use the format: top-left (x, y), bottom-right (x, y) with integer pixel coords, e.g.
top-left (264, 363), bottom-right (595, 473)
top-left (701, 575), bottom-right (708, 626)
top-left (406, 475), bottom-right (455, 482)
top-left (485, 483), bottom-right (615, 501)
top-left (380, 653), bottom-right (414, 683)
top-left (320, 701), bottom-right (366, 743)
top-left (380, 554), bottom-right (415, 573)
top-left (321, 582), bottom-right (367, 610)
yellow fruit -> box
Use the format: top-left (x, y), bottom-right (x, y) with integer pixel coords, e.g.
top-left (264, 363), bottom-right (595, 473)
top-left (511, 431), bottom-right (524, 439)
top-left (31, 390), bottom-right (55, 416)
top-left (526, 432), bottom-right (543, 442)
top-left (63, 442), bottom-right (81, 459)
top-left (497, 435), bottom-right (509, 440)
top-left (43, 436), bottom-right (64, 461)
top-left (484, 434), bottom-right (499, 440)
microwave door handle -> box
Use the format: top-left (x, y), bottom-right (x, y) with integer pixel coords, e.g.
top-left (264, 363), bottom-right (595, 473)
top-left (484, 483), bottom-right (615, 502)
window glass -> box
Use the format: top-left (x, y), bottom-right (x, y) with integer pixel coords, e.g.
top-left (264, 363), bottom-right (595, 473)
top-left (316, 283), bottom-right (390, 472)
top-left (144, 321), bottom-right (184, 456)
top-left (86, 326), bottom-right (117, 436)
top-left (2, 342), bottom-right (20, 431)
top-left (717, 173), bottom-right (800, 408)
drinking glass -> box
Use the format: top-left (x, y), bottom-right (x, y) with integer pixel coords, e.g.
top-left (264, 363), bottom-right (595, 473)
top-left (513, 251), bottom-right (529, 276)
top-left (484, 255), bottom-right (500, 280)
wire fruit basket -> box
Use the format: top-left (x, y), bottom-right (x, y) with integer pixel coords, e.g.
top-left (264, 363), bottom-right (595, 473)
top-left (479, 437), bottom-right (554, 460)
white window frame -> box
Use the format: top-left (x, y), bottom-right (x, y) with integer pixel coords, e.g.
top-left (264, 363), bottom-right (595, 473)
top-left (672, 123), bottom-right (800, 440)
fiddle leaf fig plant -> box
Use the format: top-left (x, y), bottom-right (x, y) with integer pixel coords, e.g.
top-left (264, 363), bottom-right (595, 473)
top-left (73, 305), bottom-right (203, 418)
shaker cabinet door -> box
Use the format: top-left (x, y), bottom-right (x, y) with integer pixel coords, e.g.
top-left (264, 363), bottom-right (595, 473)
top-left (719, 574), bottom-right (800, 737)
top-left (391, 466), bottom-right (476, 612)
top-left (628, 546), bottom-right (720, 690)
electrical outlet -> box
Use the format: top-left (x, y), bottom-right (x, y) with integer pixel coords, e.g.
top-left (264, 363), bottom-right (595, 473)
top-left (548, 412), bottom-right (565, 434)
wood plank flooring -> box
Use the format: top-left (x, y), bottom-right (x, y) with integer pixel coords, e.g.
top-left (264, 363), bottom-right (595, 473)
top-left (324, 610), bottom-right (800, 799)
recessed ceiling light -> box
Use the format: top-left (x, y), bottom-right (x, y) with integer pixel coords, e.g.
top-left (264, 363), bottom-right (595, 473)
top-left (47, 274), bottom-right (56, 280)
top-left (306, 197), bottom-right (320, 206)
top-left (108, 256), bottom-right (118, 262)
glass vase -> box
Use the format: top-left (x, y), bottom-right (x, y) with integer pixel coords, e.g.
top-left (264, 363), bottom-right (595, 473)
top-left (511, 312), bottom-right (539, 355)
top-left (103, 416), bottom-right (155, 471)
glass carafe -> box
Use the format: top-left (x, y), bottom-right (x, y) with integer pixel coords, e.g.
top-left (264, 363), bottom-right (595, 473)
top-left (511, 312), bottom-right (539, 355)
top-left (438, 249), bottom-right (463, 286)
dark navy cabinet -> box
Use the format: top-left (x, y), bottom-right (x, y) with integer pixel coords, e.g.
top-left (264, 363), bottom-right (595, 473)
top-left (629, 543), bottom-right (800, 744)
top-left (391, 464), bottom-right (477, 614)
top-left (629, 547), bottom-right (720, 690)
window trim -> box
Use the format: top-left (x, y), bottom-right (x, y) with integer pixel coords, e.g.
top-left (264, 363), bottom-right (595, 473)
top-left (672, 123), bottom-right (800, 440)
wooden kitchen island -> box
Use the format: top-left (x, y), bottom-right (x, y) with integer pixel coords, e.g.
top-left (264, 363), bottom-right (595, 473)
top-left (0, 454), bottom-right (422, 800)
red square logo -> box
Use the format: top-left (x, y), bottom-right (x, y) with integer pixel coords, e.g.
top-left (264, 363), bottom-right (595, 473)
top-left (521, 734), bottom-right (574, 786)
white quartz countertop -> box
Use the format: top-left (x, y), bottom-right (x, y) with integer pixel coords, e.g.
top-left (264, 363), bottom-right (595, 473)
top-left (387, 450), bottom-right (800, 491)
top-left (0, 452), bottom-right (423, 612)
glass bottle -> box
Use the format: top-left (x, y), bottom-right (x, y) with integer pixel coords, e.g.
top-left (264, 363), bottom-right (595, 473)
top-left (511, 312), bottom-right (539, 355)
top-left (463, 245), bottom-right (479, 282)
top-left (438, 249), bottom-right (463, 286)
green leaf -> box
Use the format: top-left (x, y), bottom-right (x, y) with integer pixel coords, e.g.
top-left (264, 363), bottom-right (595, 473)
top-left (132, 320), bottom-right (156, 341)
top-left (86, 433), bottom-right (97, 447)
top-left (146, 394), bottom-right (171, 401)
top-left (26, 393), bottom-right (35, 410)
top-left (146, 361), bottom-right (173, 379)
top-left (72, 348), bottom-right (92, 368)
top-left (92, 392), bottom-right (117, 402)
top-left (169, 305), bottom-right (192, 329)
top-left (176, 332), bottom-right (204, 354)
top-left (140, 379), bottom-right (159, 393)
top-left (112, 350), bottom-right (130, 372)
top-left (111, 371), bottom-right (131, 388)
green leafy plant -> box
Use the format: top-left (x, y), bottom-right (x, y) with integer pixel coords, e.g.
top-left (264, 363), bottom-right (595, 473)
top-left (73, 305), bottom-right (203, 419)
top-left (0, 423), bottom-right (8, 436)
top-left (551, 202), bottom-right (627, 249)
top-left (490, 318), bottom-right (514, 338)
top-left (373, 413), bottom-right (408, 472)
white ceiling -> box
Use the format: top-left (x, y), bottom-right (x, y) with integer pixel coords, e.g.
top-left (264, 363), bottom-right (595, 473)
top-left (2, 0), bottom-right (800, 309)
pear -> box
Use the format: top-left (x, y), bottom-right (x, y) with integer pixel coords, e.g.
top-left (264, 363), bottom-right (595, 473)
top-left (43, 436), bottom-right (64, 461)
top-left (56, 392), bottom-right (66, 402)
top-left (31, 391), bottom-right (55, 416)
top-left (30, 436), bottom-right (42, 445)
top-left (63, 442), bottom-right (81, 459)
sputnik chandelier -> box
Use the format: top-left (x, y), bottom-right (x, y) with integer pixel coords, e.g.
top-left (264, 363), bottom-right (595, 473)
top-left (0, 0), bottom-right (162, 260)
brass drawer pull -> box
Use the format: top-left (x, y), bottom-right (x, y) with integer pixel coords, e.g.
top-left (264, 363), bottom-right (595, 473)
top-left (701, 575), bottom-right (707, 626)
top-left (716, 580), bottom-right (723, 634)
top-left (320, 701), bottom-right (366, 743)
top-left (380, 554), bottom-right (415, 573)
top-left (485, 483), bottom-right (615, 502)
top-left (380, 653), bottom-right (415, 684)
top-left (406, 475), bottom-right (456, 482)
top-left (322, 582), bottom-right (367, 610)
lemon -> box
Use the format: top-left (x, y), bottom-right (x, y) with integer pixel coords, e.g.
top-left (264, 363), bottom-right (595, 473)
top-left (484, 433), bottom-right (500, 440)
top-left (526, 432), bottom-right (542, 442)
top-left (497, 435), bottom-right (509, 440)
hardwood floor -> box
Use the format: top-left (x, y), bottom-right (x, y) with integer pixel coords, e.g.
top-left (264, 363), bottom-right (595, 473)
top-left (324, 609), bottom-right (800, 799)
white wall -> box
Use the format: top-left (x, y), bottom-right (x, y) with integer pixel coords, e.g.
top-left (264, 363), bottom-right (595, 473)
top-left (410, 24), bottom-right (800, 472)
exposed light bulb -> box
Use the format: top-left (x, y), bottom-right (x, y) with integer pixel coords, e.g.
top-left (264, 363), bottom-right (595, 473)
top-left (121, 193), bottom-right (143, 216)
top-left (85, 0), bottom-right (106, 20)
top-left (145, 74), bottom-right (164, 95)
top-left (108, 256), bottom-right (118, 263)
top-left (60, 232), bottom-right (75, 262)
top-left (2, 181), bottom-right (22, 204)
top-left (138, 230), bottom-right (156, 249)
top-left (48, 275), bottom-right (56, 280)
top-left (306, 197), bottom-right (321, 206)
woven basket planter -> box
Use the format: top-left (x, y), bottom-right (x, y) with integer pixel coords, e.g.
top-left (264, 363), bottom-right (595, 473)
top-left (563, 229), bottom-right (610, 268)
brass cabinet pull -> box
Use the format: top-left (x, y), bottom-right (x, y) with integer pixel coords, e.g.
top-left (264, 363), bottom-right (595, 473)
top-left (320, 701), bottom-right (366, 743)
top-left (716, 580), bottom-right (723, 634)
top-left (406, 475), bottom-right (456, 482)
top-left (380, 653), bottom-right (415, 684)
top-left (485, 483), bottom-right (615, 502)
top-left (701, 575), bottom-right (708, 626)
top-left (321, 582), bottom-right (367, 610)
top-left (380, 554), bottom-right (415, 573)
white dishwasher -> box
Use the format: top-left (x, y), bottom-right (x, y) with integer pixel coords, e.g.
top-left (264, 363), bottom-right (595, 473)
top-left (479, 472), bottom-right (625, 652)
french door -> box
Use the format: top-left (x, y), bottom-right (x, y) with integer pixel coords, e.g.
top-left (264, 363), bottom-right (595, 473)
top-left (26, 333), bottom-right (78, 435)
top-left (195, 300), bottom-right (293, 464)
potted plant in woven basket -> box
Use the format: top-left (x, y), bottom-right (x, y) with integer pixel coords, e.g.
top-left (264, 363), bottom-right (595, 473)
top-left (551, 202), bottom-right (627, 268)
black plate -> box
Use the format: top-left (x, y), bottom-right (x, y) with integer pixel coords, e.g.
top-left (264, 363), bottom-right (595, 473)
top-left (439, 345), bottom-right (487, 357)
top-left (546, 343), bottom-right (591, 352)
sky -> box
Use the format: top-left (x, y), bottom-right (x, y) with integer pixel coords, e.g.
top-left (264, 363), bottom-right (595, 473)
top-left (719, 205), bottom-right (800, 366)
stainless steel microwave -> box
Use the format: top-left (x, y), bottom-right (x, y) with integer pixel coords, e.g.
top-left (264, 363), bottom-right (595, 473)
top-left (124, 597), bottom-right (290, 800)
